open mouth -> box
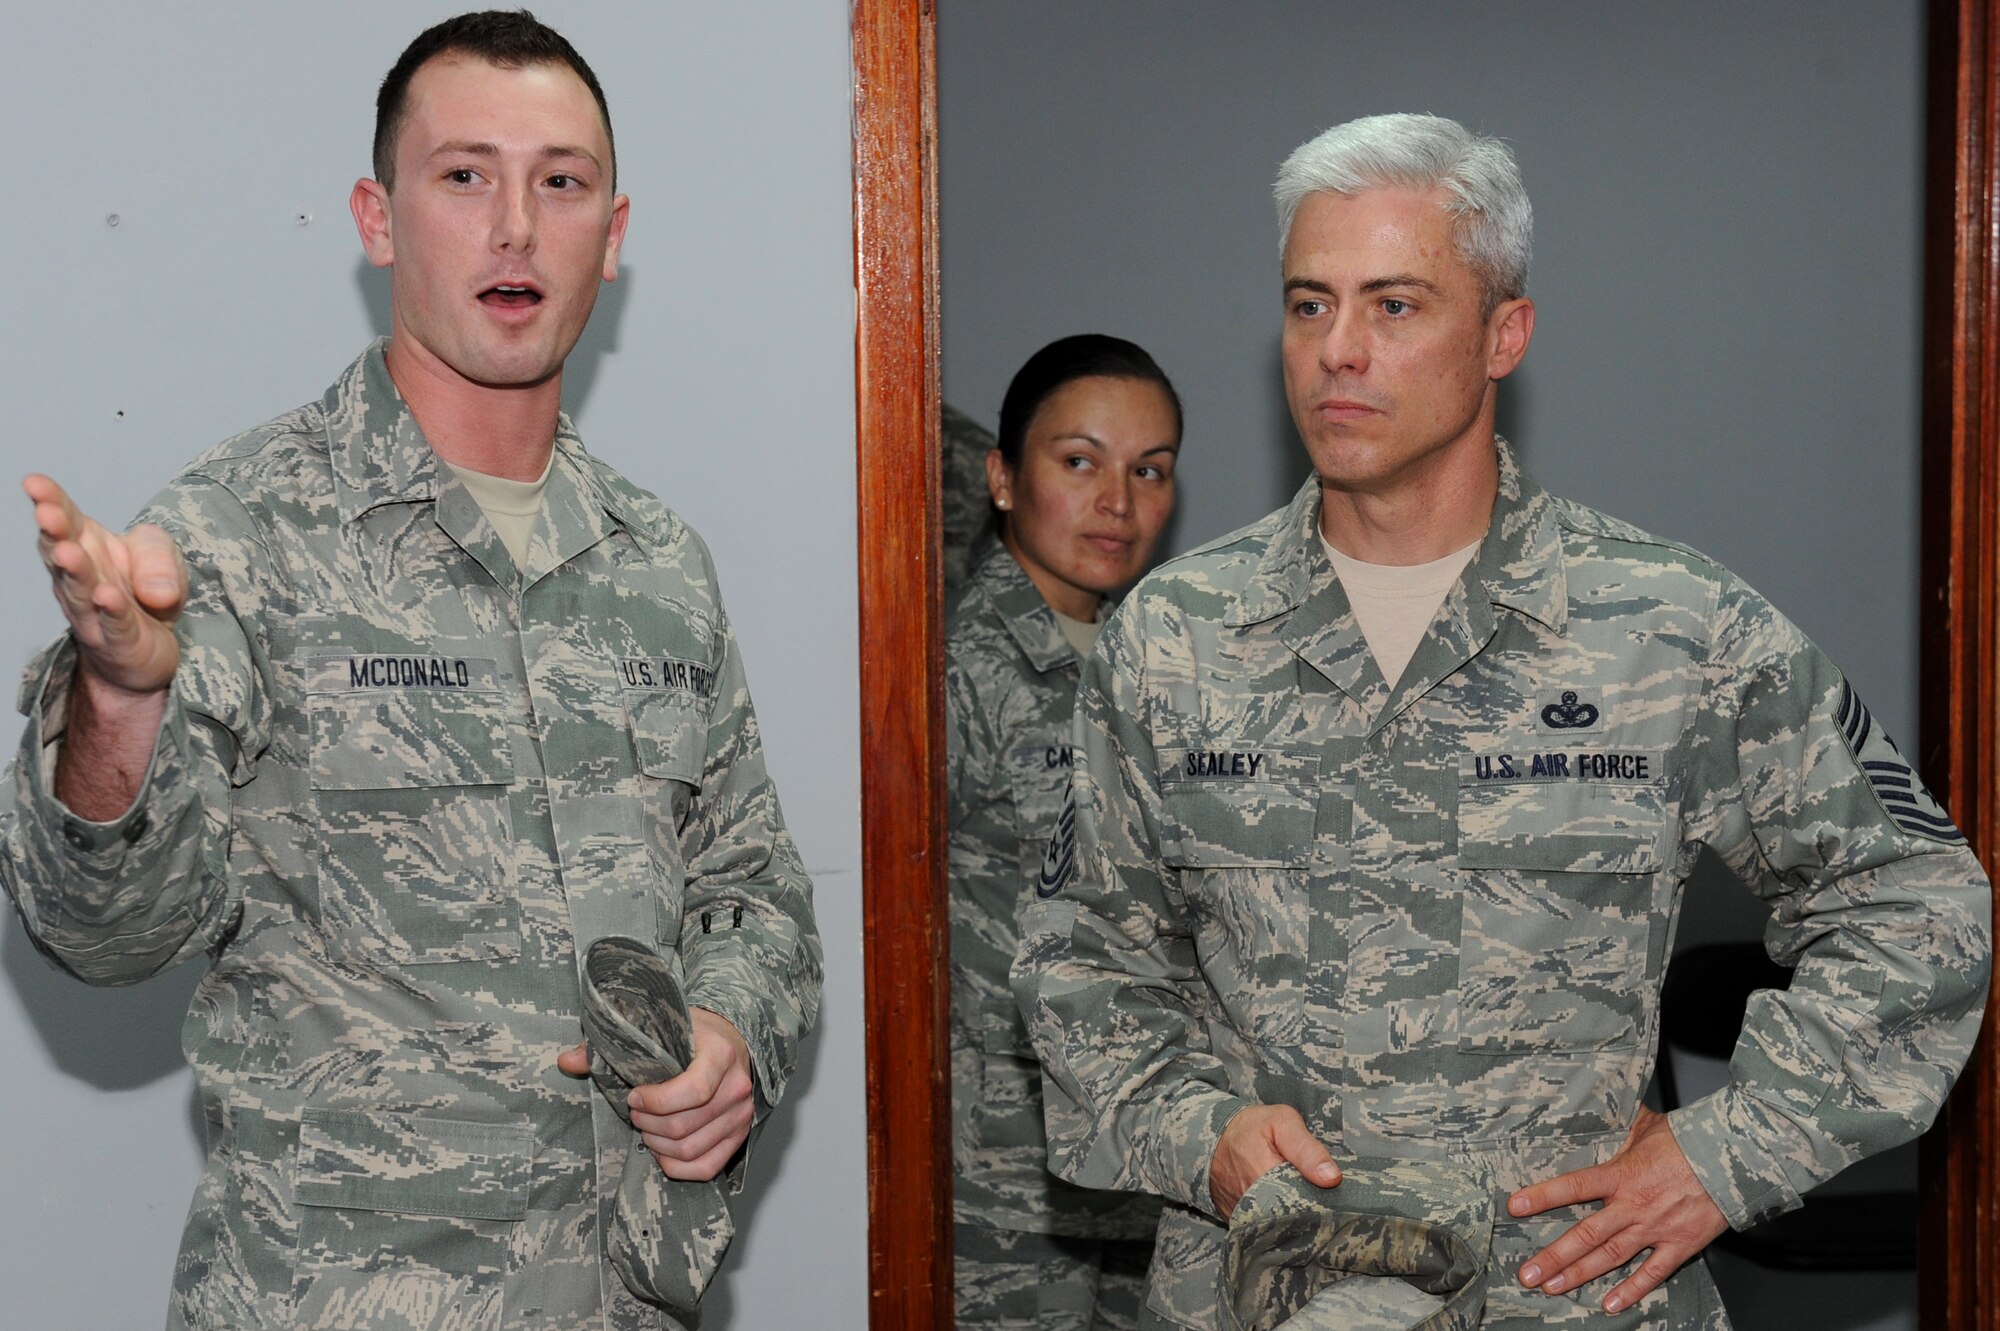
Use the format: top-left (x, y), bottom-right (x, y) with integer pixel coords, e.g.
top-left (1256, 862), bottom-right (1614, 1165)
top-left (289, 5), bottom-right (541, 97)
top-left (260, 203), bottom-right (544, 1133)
top-left (480, 284), bottom-right (543, 309)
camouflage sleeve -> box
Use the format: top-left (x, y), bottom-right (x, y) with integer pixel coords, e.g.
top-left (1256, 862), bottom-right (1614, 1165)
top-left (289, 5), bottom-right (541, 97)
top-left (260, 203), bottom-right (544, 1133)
top-left (1669, 574), bottom-right (1991, 1229)
top-left (946, 648), bottom-right (1003, 1154)
top-left (0, 476), bottom-right (269, 986)
top-left (1010, 597), bottom-right (1249, 1217)
top-left (675, 597), bottom-right (822, 1119)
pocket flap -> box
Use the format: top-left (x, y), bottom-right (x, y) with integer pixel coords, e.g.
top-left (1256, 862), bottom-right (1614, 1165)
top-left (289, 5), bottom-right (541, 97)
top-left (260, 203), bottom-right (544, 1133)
top-left (310, 691), bottom-right (514, 791)
top-left (1457, 778), bottom-right (1665, 873)
top-left (628, 692), bottom-right (706, 785)
top-left (296, 1108), bottom-right (534, 1222)
top-left (1160, 775), bottom-right (1318, 869)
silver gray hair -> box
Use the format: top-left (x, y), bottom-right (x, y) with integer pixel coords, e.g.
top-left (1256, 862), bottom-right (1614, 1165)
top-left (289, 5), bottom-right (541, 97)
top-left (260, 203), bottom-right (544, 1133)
top-left (1275, 113), bottom-right (1532, 315)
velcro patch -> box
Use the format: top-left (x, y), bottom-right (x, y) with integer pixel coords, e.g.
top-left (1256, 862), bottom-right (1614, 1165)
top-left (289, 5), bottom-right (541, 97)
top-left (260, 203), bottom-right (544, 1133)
top-left (1459, 748), bottom-right (1664, 785)
top-left (1011, 741), bottom-right (1075, 773)
top-left (311, 653), bottom-right (499, 693)
top-left (1534, 688), bottom-right (1604, 733)
top-left (618, 656), bottom-right (717, 700)
top-left (1037, 784), bottom-right (1077, 898)
top-left (1835, 680), bottom-right (1963, 843)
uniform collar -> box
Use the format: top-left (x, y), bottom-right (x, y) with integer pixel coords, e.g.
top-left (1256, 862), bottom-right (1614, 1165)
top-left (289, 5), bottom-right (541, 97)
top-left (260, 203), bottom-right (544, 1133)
top-left (1230, 438), bottom-right (1568, 731)
top-left (975, 546), bottom-right (1080, 675)
top-left (322, 341), bottom-right (659, 588)
top-left (1226, 436), bottom-right (1567, 637)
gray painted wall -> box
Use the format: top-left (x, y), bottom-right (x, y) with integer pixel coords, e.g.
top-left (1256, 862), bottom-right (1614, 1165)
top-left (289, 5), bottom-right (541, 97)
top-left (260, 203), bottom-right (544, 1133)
top-left (941, 4), bottom-right (1926, 1328)
top-left (0, 4), bottom-right (863, 1327)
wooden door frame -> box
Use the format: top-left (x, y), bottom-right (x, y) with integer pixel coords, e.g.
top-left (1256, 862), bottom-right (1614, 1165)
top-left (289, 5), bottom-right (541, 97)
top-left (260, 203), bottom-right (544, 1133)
top-left (854, 2), bottom-right (948, 1329)
top-left (854, 2), bottom-right (2000, 1327)
top-left (1919, 1), bottom-right (2000, 1328)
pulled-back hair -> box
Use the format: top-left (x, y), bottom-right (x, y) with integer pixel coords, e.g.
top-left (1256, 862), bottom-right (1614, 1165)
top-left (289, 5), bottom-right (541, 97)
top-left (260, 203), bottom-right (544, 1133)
top-left (1274, 113), bottom-right (1530, 316)
top-left (374, 10), bottom-right (614, 191)
top-left (996, 335), bottom-right (1182, 469)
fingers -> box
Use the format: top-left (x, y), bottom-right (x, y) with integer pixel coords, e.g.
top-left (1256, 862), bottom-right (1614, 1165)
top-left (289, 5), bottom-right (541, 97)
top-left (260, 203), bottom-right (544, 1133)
top-left (1513, 1113), bottom-right (1728, 1313)
top-left (640, 1094), bottom-right (754, 1179)
top-left (555, 1043), bottom-right (591, 1078)
top-left (24, 474), bottom-right (83, 547)
top-left (1518, 1205), bottom-right (1632, 1294)
top-left (627, 1047), bottom-right (728, 1119)
top-left (648, 1118), bottom-right (749, 1182)
top-left (124, 524), bottom-right (188, 618)
top-left (1602, 1248), bottom-right (1688, 1316)
top-left (1271, 1111), bottom-right (1341, 1186)
top-left (1210, 1104), bottom-right (1338, 1219)
top-left (1508, 1162), bottom-right (1604, 1219)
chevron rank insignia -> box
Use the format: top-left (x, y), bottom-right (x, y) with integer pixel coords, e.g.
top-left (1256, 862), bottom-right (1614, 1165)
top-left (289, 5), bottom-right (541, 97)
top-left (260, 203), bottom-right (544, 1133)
top-left (1835, 679), bottom-right (1964, 843)
top-left (1037, 784), bottom-right (1078, 898)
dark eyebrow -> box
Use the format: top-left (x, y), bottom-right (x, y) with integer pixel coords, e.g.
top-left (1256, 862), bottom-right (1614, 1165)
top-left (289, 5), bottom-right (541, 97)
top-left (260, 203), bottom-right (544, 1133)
top-left (429, 141), bottom-right (603, 170)
top-left (1283, 277), bottom-right (1334, 296)
top-left (1360, 274), bottom-right (1441, 295)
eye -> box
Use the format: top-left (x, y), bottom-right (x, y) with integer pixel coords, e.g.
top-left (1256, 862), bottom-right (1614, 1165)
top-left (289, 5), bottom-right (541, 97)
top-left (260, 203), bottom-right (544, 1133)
top-left (445, 168), bottom-right (480, 186)
top-left (1135, 463), bottom-right (1171, 481)
top-left (1292, 298), bottom-right (1328, 318)
top-left (1063, 454), bottom-right (1093, 471)
top-left (546, 173), bottom-right (577, 190)
top-left (1381, 298), bottom-right (1413, 316)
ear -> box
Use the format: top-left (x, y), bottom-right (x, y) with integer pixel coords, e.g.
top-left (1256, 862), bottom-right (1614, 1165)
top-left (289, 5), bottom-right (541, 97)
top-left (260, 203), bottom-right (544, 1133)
top-left (351, 179), bottom-right (394, 270)
top-left (984, 447), bottom-right (1014, 511)
top-left (1486, 296), bottom-right (1535, 381)
top-left (601, 194), bottom-right (632, 283)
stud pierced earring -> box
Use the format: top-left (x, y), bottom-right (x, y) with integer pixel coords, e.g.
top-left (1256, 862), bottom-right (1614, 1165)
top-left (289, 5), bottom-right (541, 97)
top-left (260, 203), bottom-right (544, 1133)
top-left (997, 498), bottom-right (1011, 510)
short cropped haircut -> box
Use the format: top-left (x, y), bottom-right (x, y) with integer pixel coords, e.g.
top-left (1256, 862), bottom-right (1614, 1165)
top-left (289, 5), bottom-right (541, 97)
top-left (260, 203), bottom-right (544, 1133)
top-left (374, 9), bottom-right (615, 192)
top-left (996, 334), bottom-right (1184, 470)
top-left (1275, 113), bottom-right (1531, 316)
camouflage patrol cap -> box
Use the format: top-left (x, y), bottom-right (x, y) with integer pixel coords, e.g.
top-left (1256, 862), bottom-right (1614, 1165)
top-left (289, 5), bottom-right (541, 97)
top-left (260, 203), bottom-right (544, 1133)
top-left (580, 936), bottom-right (734, 1316)
top-left (582, 935), bottom-right (697, 1117)
top-left (1218, 1158), bottom-right (1495, 1331)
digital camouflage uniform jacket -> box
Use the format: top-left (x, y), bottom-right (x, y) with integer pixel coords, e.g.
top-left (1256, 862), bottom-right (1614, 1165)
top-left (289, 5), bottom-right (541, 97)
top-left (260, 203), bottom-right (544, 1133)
top-left (0, 344), bottom-right (823, 1331)
top-left (947, 547), bottom-right (1159, 1240)
top-left (1011, 441), bottom-right (1990, 1330)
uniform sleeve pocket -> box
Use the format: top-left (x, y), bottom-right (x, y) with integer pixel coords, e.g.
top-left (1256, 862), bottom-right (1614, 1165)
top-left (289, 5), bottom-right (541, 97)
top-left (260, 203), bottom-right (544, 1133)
top-left (296, 1108), bottom-right (533, 1221)
top-left (1160, 780), bottom-right (1318, 868)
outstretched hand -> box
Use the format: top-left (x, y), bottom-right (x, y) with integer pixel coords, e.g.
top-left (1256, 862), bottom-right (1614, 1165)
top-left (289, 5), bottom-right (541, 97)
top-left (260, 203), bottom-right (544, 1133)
top-left (25, 474), bottom-right (185, 695)
top-left (1508, 1106), bottom-right (1729, 1315)
top-left (559, 1007), bottom-right (757, 1182)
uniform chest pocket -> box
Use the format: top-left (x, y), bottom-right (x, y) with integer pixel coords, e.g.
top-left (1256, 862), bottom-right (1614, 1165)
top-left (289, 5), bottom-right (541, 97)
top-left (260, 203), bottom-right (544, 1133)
top-left (309, 689), bottom-right (519, 965)
top-left (1160, 758), bottom-right (1319, 1046)
top-left (1454, 775), bottom-right (1668, 1053)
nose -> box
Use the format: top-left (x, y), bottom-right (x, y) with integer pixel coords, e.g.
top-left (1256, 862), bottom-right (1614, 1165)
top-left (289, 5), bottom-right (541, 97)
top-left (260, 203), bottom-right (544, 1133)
top-left (490, 180), bottom-right (537, 254)
top-left (1097, 470), bottom-right (1134, 518)
top-left (1319, 303), bottom-right (1369, 376)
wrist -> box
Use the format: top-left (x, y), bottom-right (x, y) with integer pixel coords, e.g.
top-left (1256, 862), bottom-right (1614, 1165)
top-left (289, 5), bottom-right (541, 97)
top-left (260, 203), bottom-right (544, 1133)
top-left (72, 652), bottom-right (172, 716)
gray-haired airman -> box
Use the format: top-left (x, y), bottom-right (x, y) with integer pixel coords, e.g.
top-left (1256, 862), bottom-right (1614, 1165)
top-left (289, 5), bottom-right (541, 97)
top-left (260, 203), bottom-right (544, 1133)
top-left (1011, 114), bottom-right (1989, 1330)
